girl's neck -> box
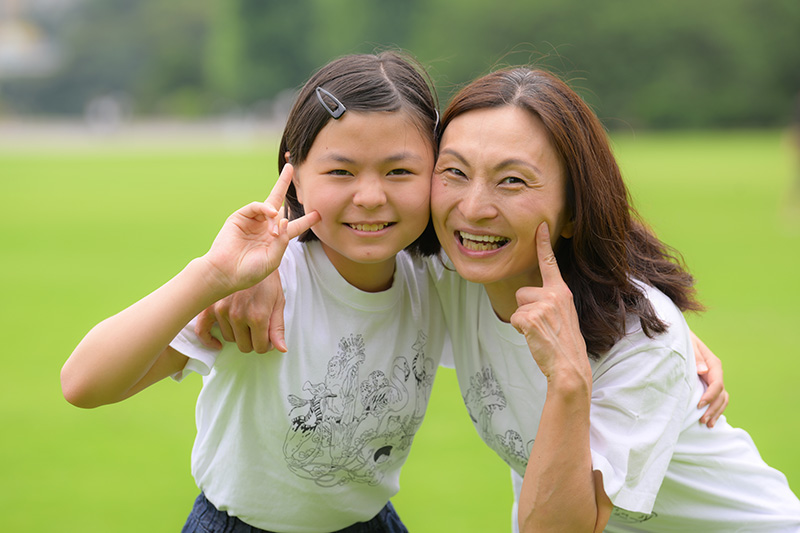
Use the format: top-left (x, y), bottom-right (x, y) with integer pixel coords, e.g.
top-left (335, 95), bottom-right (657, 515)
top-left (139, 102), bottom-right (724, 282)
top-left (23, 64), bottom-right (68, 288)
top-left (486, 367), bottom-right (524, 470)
top-left (320, 242), bottom-right (396, 293)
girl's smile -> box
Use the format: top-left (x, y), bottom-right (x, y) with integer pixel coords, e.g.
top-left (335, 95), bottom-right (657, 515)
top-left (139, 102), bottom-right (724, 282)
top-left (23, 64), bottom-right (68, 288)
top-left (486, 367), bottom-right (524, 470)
top-left (294, 110), bottom-right (434, 292)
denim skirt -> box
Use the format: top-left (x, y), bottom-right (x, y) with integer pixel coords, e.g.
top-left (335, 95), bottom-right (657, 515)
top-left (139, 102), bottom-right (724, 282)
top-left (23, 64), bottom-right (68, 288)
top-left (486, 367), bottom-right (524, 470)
top-left (182, 492), bottom-right (409, 533)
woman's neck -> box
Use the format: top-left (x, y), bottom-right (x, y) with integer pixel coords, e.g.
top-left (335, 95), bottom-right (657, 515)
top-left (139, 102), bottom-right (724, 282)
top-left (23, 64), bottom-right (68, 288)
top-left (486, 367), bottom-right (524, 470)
top-left (482, 275), bottom-right (543, 323)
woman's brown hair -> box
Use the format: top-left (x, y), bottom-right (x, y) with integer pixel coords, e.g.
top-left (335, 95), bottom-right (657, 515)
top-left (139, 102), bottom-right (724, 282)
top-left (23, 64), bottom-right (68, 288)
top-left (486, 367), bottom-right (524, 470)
top-left (441, 68), bottom-right (703, 356)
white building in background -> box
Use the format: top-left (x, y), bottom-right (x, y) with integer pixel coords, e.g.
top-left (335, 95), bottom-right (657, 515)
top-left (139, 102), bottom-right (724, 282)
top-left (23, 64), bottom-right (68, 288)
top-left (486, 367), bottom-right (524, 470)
top-left (0, 0), bottom-right (70, 79)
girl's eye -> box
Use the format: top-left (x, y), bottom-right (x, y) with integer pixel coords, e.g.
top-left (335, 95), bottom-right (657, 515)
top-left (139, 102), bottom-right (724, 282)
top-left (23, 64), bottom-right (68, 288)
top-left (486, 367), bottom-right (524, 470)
top-left (328, 169), bottom-right (352, 176)
top-left (387, 168), bottom-right (412, 176)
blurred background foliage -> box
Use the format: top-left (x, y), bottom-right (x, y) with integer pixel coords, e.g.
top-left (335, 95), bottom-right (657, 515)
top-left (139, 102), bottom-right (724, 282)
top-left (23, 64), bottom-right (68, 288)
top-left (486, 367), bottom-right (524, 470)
top-left (1, 0), bottom-right (799, 128)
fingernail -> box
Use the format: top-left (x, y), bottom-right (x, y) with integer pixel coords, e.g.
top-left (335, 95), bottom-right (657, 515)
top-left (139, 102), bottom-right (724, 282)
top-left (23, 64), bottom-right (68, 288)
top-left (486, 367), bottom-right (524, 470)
top-left (697, 400), bottom-right (707, 408)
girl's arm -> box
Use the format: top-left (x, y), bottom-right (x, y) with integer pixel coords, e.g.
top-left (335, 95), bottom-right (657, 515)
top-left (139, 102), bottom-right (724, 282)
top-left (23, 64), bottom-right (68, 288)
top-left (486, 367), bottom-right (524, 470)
top-left (510, 223), bottom-right (612, 532)
top-left (61, 165), bottom-right (319, 408)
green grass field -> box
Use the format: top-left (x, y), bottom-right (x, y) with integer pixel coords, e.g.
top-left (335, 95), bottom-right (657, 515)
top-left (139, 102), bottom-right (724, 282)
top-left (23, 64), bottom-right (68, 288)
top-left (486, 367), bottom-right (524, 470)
top-left (2, 129), bottom-right (798, 532)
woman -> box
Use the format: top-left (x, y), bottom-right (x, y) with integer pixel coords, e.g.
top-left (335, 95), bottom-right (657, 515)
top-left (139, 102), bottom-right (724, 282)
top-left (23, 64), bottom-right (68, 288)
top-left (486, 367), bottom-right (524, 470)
top-left (429, 67), bottom-right (800, 531)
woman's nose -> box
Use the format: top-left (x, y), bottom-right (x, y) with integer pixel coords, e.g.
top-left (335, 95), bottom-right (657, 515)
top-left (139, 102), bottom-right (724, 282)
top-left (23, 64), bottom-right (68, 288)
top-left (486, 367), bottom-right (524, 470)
top-left (458, 182), bottom-right (497, 221)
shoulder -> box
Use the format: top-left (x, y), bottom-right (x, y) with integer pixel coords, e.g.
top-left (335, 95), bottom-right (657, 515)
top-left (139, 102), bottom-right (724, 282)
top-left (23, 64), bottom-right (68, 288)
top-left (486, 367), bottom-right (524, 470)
top-left (634, 281), bottom-right (688, 333)
top-left (593, 281), bottom-right (694, 379)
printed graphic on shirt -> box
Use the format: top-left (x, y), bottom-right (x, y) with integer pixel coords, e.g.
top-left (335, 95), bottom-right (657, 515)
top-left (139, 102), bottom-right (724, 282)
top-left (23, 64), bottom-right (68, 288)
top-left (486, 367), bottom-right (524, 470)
top-left (612, 507), bottom-right (656, 523)
top-left (462, 365), bottom-right (534, 474)
top-left (283, 331), bottom-right (434, 487)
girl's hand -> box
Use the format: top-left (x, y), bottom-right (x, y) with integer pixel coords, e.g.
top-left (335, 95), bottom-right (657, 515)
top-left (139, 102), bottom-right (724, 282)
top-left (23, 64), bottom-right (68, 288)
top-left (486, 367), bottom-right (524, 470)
top-left (511, 223), bottom-right (592, 390)
top-left (691, 331), bottom-right (729, 427)
top-left (200, 164), bottom-right (320, 296)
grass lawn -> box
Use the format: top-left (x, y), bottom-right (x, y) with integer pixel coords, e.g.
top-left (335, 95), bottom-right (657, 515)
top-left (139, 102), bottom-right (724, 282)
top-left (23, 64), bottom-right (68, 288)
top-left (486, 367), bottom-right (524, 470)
top-left (1, 128), bottom-right (798, 532)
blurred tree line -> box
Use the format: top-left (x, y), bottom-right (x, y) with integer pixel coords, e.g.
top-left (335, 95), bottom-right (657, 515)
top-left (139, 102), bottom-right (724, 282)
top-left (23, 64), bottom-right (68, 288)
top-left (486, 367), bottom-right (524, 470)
top-left (2, 0), bottom-right (798, 129)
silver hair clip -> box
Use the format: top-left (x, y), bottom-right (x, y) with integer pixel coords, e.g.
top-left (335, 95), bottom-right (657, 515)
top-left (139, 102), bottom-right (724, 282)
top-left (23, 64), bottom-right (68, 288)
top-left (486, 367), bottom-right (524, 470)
top-left (315, 87), bottom-right (346, 119)
top-left (434, 109), bottom-right (440, 132)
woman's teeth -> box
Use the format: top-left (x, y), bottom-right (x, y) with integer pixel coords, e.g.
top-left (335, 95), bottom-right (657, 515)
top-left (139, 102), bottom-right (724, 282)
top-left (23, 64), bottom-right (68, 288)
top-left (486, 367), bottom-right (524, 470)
top-left (459, 231), bottom-right (509, 251)
top-left (349, 223), bottom-right (390, 232)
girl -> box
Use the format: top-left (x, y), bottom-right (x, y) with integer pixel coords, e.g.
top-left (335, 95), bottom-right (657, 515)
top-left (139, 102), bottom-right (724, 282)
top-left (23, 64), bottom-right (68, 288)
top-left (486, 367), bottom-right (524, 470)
top-left (62, 52), bottom-right (448, 533)
top-left (430, 68), bottom-right (800, 531)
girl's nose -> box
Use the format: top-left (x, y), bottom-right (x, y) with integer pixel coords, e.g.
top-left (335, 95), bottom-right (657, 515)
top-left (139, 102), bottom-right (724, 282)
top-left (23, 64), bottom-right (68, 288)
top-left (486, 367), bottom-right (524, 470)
top-left (352, 176), bottom-right (387, 209)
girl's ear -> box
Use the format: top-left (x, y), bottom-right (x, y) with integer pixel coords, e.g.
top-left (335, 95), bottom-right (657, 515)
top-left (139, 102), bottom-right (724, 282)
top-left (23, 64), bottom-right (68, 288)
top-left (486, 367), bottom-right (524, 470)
top-left (286, 151), bottom-right (304, 204)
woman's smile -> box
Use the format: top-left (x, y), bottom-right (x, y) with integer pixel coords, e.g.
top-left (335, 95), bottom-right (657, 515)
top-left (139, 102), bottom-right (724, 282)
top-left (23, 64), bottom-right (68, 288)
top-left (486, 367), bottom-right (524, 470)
top-left (431, 105), bottom-right (573, 293)
top-left (456, 230), bottom-right (510, 252)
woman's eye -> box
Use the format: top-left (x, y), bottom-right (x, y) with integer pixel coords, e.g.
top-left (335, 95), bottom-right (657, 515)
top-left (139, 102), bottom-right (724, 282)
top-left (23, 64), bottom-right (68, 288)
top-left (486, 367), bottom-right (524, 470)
top-left (501, 176), bottom-right (525, 185)
top-left (329, 169), bottom-right (352, 176)
top-left (445, 167), bottom-right (466, 178)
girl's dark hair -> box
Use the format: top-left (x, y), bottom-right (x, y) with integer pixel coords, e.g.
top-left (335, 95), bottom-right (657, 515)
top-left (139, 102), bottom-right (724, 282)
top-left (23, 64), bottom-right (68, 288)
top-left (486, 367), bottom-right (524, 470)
top-left (442, 68), bottom-right (703, 356)
top-left (280, 51), bottom-right (440, 257)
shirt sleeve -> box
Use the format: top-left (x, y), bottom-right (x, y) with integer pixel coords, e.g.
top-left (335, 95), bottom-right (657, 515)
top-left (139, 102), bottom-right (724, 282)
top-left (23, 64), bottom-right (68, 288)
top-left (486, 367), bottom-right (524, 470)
top-left (169, 317), bottom-right (221, 381)
top-left (589, 333), bottom-right (695, 515)
top-left (424, 253), bottom-right (458, 369)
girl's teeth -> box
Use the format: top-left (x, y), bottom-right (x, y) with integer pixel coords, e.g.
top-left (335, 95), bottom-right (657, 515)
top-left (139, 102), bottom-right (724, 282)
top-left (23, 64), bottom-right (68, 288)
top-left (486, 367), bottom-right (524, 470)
top-left (350, 223), bottom-right (388, 232)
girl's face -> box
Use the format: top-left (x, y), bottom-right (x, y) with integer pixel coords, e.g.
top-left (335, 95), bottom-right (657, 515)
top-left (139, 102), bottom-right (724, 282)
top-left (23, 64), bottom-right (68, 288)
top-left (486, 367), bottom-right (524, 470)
top-left (431, 106), bottom-right (574, 292)
top-left (294, 110), bottom-right (434, 292)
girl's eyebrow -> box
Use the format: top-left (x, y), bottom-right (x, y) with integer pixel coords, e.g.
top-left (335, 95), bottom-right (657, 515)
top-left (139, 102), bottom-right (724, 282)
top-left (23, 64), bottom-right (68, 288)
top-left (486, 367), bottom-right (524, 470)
top-left (321, 152), bottom-right (425, 164)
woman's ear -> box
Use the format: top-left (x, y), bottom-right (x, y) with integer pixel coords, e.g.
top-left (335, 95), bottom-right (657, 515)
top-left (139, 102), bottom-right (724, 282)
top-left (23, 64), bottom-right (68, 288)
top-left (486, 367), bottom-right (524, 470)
top-left (560, 218), bottom-right (575, 239)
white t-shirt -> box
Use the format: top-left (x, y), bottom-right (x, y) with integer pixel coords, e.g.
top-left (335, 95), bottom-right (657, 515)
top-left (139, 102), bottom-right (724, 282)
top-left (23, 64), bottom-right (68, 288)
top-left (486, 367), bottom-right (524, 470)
top-left (430, 261), bottom-right (800, 532)
top-left (171, 240), bottom-right (450, 533)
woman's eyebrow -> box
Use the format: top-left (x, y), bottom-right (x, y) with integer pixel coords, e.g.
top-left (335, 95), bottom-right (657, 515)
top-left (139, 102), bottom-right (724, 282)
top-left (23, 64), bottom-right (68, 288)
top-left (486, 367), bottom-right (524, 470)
top-left (439, 148), bottom-right (540, 174)
top-left (494, 158), bottom-right (541, 175)
top-left (438, 148), bottom-right (469, 165)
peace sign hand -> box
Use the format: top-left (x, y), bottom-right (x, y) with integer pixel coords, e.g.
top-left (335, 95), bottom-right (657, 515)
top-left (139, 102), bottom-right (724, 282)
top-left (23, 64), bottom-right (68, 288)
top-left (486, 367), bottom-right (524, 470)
top-left (201, 164), bottom-right (321, 297)
top-left (510, 222), bottom-right (592, 388)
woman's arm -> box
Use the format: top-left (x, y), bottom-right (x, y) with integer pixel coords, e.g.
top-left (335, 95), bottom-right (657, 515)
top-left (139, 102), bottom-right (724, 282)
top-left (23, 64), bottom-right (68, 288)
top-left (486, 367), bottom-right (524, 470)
top-left (691, 331), bottom-right (729, 427)
top-left (510, 223), bottom-right (612, 532)
top-left (194, 271), bottom-right (286, 354)
top-left (61, 165), bottom-right (318, 408)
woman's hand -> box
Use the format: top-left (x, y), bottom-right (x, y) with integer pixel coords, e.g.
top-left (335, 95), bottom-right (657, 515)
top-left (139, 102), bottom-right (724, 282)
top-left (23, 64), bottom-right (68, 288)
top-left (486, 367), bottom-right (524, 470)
top-left (511, 222), bottom-right (592, 389)
top-left (195, 272), bottom-right (287, 353)
top-left (200, 164), bottom-right (319, 297)
top-left (513, 223), bottom-right (610, 532)
top-left (691, 331), bottom-right (729, 427)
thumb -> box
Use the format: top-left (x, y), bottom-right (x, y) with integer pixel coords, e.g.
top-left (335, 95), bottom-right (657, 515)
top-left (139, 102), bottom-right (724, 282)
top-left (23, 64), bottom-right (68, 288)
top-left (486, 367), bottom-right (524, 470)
top-left (194, 309), bottom-right (222, 350)
top-left (287, 210), bottom-right (321, 240)
top-left (269, 292), bottom-right (288, 353)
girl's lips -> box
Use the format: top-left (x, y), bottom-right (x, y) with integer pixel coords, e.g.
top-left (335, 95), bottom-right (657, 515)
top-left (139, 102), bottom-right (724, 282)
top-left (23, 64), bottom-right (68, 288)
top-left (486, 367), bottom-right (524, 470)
top-left (457, 230), bottom-right (510, 252)
top-left (346, 222), bottom-right (395, 232)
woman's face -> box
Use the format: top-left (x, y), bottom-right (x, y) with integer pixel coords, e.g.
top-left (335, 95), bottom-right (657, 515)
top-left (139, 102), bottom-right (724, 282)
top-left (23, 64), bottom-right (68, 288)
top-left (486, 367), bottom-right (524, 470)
top-left (431, 105), bottom-right (574, 290)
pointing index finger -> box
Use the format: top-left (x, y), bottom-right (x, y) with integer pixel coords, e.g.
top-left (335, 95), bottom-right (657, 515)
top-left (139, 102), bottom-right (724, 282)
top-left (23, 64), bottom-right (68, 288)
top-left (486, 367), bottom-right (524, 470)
top-left (265, 164), bottom-right (294, 211)
top-left (536, 221), bottom-right (564, 287)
